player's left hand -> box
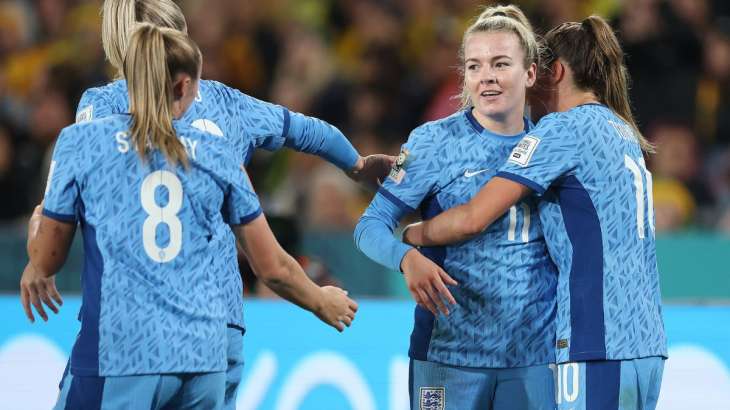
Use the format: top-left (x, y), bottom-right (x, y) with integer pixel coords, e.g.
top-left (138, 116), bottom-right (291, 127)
top-left (20, 262), bottom-right (63, 323)
top-left (348, 154), bottom-right (396, 191)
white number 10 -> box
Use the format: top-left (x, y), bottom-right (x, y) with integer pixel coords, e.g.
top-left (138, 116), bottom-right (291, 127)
top-left (624, 155), bottom-right (655, 239)
top-left (140, 170), bottom-right (183, 263)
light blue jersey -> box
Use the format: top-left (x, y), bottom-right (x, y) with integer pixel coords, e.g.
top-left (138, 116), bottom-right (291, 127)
top-left (498, 103), bottom-right (668, 364)
top-left (43, 114), bottom-right (262, 376)
top-left (75, 79), bottom-right (359, 329)
top-left (355, 110), bottom-right (557, 368)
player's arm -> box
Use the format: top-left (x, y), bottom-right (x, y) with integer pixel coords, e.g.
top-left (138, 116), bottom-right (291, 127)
top-left (354, 193), bottom-right (458, 316)
top-left (284, 110), bottom-right (394, 190)
top-left (403, 177), bottom-right (531, 246)
top-left (231, 215), bottom-right (358, 332)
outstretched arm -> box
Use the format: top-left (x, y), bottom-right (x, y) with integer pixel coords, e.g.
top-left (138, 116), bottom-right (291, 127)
top-left (232, 214), bottom-right (358, 332)
top-left (285, 111), bottom-right (394, 190)
top-left (404, 177), bottom-right (531, 246)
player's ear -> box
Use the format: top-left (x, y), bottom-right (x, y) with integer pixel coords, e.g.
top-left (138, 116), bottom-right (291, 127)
top-left (171, 73), bottom-right (192, 101)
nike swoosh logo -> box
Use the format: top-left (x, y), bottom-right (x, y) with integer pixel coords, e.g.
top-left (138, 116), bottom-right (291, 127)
top-left (464, 169), bottom-right (489, 178)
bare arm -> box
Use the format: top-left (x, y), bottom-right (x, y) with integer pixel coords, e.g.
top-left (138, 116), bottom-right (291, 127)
top-left (232, 214), bottom-right (358, 331)
top-left (404, 177), bottom-right (531, 246)
top-left (21, 215), bottom-right (74, 322)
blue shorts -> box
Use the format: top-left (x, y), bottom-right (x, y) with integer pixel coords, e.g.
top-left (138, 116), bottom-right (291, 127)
top-left (553, 357), bottom-right (664, 410)
top-left (410, 359), bottom-right (555, 410)
top-left (224, 326), bottom-right (245, 410)
top-left (54, 367), bottom-right (225, 410)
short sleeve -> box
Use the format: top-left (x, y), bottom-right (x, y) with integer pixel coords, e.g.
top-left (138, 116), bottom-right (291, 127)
top-left (220, 160), bottom-right (263, 226)
top-left (76, 88), bottom-right (114, 123)
top-left (378, 126), bottom-right (440, 212)
top-left (497, 114), bottom-right (579, 194)
top-left (43, 128), bottom-right (81, 222)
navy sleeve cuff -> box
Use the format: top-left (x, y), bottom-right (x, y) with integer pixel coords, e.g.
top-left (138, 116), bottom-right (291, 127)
top-left (229, 207), bottom-right (263, 226)
top-left (42, 208), bottom-right (77, 223)
top-left (377, 188), bottom-right (415, 213)
top-left (496, 172), bottom-right (546, 194)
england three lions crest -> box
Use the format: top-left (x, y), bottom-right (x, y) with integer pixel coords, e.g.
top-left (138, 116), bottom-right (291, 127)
top-left (420, 387), bottom-right (445, 410)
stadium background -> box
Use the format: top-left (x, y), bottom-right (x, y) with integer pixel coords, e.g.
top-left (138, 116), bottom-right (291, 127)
top-left (0, 0), bottom-right (728, 409)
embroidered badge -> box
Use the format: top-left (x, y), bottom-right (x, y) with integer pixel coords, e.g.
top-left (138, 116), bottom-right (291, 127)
top-left (75, 105), bottom-right (94, 124)
top-left (388, 148), bottom-right (409, 184)
top-left (420, 387), bottom-right (445, 410)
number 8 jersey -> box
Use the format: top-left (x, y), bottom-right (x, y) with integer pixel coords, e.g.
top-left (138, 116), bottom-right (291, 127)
top-left (42, 114), bottom-right (262, 377)
top-left (497, 103), bottom-right (668, 364)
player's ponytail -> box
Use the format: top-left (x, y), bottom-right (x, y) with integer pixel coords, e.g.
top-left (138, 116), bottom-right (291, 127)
top-left (458, 4), bottom-right (541, 110)
top-left (544, 16), bottom-right (655, 153)
top-left (124, 23), bottom-right (201, 167)
top-left (102, 0), bottom-right (187, 78)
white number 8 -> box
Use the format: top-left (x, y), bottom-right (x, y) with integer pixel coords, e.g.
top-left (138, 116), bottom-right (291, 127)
top-left (141, 170), bottom-right (183, 263)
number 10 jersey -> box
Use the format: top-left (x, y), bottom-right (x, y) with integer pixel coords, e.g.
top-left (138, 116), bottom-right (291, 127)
top-left (42, 114), bottom-right (262, 377)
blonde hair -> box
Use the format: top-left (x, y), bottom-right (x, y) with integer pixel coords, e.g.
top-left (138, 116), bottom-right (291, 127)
top-left (458, 5), bottom-right (540, 110)
top-left (544, 16), bottom-right (655, 153)
top-left (124, 23), bottom-right (200, 167)
top-left (102, 0), bottom-right (187, 78)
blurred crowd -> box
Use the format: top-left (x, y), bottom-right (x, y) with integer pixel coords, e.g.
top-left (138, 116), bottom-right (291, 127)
top-left (1, 0), bottom-right (730, 239)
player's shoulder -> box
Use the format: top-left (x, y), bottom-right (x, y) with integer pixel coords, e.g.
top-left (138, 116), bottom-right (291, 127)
top-left (77, 80), bottom-right (127, 121)
top-left (409, 111), bottom-right (466, 144)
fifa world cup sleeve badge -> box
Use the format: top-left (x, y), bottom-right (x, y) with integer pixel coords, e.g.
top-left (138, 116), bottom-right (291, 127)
top-left (388, 148), bottom-right (410, 184)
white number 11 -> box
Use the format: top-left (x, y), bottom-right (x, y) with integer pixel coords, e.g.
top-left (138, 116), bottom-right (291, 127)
top-left (624, 155), bottom-right (655, 239)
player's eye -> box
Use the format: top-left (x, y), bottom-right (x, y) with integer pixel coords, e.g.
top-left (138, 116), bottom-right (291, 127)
top-left (467, 64), bottom-right (479, 71)
top-left (496, 62), bottom-right (510, 69)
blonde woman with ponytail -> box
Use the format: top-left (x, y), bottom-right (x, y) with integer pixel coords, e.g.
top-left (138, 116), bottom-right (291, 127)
top-left (22, 1), bottom-right (383, 408)
top-left (355, 5), bottom-right (557, 409)
top-left (404, 14), bottom-right (667, 410)
top-left (22, 23), bottom-right (357, 410)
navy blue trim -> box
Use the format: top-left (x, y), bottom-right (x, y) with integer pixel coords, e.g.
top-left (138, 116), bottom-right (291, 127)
top-left (70, 201), bottom-right (103, 377)
top-left (586, 361), bottom-right (620, 410)
top-left (236, 207), bottom-right (263, 226)
top-left (377, 188), bottom-right (415, 213)
top-left (496, 171), bottom-right (546, 194)
top-left (59, 360), bottom-right (71, 390)
top-left (42, 208), bottom-right (77, 223)
top-left (557, 175), bottom-right (607, 361)
top-left (66, 374), bottom-right (105, 410)
top-left (464, 109), bottom-right (483, 134)
top-left (227, 323), bottom-right (246, 334)
top-left (280, 109), bottom-right (291, 141)
top-left (407, 195), bottom-right (446, 361)
top-left (408, 359), bottom-right (414, 410)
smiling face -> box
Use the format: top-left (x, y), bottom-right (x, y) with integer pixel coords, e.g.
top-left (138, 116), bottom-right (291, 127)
top-left (464, 31), bottom-right (536, 127)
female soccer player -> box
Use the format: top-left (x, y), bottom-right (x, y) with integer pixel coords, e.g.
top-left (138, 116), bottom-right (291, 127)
top-left (404, 15), bottom-right (667, 410)
top-left (354, 6), bottom-right (557, 410)
top-left (21, 24), bottom-right (357, 409)
top-left (24, 0), bottom-right (387, 407)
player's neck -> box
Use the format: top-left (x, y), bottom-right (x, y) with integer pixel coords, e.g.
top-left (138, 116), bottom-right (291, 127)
top-left (556, 88), bottom-right (600, 112)
top-left (472, 107), bottom-right (525, 136)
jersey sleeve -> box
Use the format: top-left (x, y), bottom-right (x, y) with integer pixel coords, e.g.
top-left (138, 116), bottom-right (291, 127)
top-left (225, 86), bottom-right (288, 151)
top-left (354, 193), bottom-right (413, 272)
top-left (283, 110), bottom-right (359, 171)
top-left (218, 155), bottom-right (263, 226)
top-left (75, 88), bottom-right (114, 123)
top-left (496, 114), bottom-right (579, 194)
top-left (378, 126), bottom-right (440, 212)
top-left (43, 128), bottom-right (81, 222)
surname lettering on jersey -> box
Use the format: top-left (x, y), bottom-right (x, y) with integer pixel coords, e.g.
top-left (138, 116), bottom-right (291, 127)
top-left (116, 131), bottom-right (198, 159)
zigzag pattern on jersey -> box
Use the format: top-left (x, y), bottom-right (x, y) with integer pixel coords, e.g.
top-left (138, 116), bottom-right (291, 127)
top-left (77, 80), bottom-right (287, 329)
top-left (500, 105), bottom-right (667, 363)
top-left (383, 111), bottom-right (558, 368)
top-left (48, 117), bottom-right (262, 375)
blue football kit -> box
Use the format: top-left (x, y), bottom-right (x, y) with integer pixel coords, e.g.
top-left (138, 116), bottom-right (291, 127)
top-left (498, 103), bottom-right (668, 410)
top-left (355, 110), bottom-right (558, 410)
top-left (71, 79), bottom-right (359, 409)
top-left (45, 115), bottom-right (261, 408)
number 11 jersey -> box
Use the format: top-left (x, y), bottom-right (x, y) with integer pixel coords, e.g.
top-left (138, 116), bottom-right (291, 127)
top-left (42, 114), bottom-right (262, 377)
top-left (497, 103), bottom-right (668, 364)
